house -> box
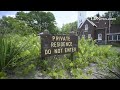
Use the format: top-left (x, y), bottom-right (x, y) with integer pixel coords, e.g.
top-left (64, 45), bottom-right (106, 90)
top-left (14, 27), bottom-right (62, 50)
top-left (77, 18), bottom-right (120, 44)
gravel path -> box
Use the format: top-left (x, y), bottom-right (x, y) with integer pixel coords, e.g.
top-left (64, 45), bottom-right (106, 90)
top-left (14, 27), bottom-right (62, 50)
top-left (7, 70), bottom-right (51, 79)
top-left (7, 63), bottom-right (104, 79)
top-left (34, 71), bottom-right (52, 79)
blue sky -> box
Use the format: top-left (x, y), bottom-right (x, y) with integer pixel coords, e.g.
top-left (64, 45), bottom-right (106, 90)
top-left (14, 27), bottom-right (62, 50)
top-left (0, 11), bottom-right (107, 28)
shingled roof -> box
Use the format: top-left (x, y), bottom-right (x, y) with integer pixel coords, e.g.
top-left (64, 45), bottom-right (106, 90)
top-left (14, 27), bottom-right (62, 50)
top-left (79, 19), bottom-right (97, 29)
top-left (79, 18), bottom-right (110, 29)
top-left (91, 19), bottom-right (109, 29)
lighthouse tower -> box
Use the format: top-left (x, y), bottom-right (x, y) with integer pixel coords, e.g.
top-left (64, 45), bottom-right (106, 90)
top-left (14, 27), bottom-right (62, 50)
top-left (77, 11), bottom-right (86, 29)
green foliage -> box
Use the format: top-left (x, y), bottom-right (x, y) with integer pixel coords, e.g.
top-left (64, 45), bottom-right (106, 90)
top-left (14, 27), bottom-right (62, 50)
top-left (102, 11), bottom-right (120, 18)
top-left (16, 11), bottom-right (58, 34)
top-left (88, 11), bottom-right (120, 25)
top-left (0, 72), bottom-right (7, 79)
top-left (15, 64), bottom-right (36, 77)
top-left (0, 34), bottom-right (40, 77)
top-left (61, 21), bottom-right (77, 34)
top-left (0, 11), bottom-right (60, 36)
top-left (0, 31), bottom-right (119, 79)
top-left (40, 56), bottom-right (90, 79)
top-left (102, 11), bottom-right (120, 24)
top-left (95, 51), bottom-right (120, 79)
top-left (0, 16), bottom-right (34, 35)
top-left (39, 37), bottom-right (120, 79)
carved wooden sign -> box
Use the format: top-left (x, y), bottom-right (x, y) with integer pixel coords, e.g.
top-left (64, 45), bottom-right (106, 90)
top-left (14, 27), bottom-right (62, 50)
top-left (40, 34), bottom-right (78, 58)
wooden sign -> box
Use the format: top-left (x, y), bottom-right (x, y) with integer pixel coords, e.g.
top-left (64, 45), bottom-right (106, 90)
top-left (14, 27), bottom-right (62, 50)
top-left (40, 34), bottom-right (78, 58)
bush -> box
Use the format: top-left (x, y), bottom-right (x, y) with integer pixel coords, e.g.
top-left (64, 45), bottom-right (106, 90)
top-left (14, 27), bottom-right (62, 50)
top-left (0, 34), bottom-right (119, 79)
top-left (39, 37), bottom-right (120, 79)
top-left (0, 34), bottom-right (40, 77)
top-left (0, 72), bottom-right (7, 79)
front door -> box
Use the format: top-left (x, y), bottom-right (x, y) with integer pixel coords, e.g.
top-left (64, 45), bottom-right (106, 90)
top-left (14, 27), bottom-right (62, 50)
top-left (98, 34), bottom-right (102, 40)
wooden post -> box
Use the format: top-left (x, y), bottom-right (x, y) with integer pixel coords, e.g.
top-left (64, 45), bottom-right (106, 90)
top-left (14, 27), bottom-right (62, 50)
top-left (40, 29), bottom-right (50, 60)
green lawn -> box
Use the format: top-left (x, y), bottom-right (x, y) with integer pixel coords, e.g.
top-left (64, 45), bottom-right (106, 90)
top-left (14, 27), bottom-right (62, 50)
top-left (99, 45), bottom-right (120, 53)
top-left (111, 46), bottom-right (120, 53)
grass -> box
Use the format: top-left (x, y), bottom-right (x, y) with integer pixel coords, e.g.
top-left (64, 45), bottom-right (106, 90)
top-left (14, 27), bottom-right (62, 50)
top-left (111, 46), bottom-right (120, 53)
top-left (99, 44), bottom-right (120, 53)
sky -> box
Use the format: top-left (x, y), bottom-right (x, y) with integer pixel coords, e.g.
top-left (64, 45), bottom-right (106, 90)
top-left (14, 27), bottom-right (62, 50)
top-left (0, 11), bottom-right (108, 28)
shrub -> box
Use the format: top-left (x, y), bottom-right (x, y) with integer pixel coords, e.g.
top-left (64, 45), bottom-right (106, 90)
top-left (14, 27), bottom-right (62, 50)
top-left (0, 33), bottom-right (40, 77)
top-left (1, 34), bottom-right (119, 79)
top-left (0, 72), bottom-right (7, 79)
top-left (39, 38), bottom-right (120, 79)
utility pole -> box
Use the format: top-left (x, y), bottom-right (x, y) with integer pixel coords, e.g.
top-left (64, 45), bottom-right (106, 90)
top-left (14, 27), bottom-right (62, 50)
top-left (107, 11), bottom-right (111, 44)
top-left (109, 11), bottom-right (111, 33)
top-left (105, 27), bottom-right (107, 44)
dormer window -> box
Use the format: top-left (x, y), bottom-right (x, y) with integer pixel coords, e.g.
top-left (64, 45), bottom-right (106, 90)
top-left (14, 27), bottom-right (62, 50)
top-left (85, 24), bottom-right (88, 31)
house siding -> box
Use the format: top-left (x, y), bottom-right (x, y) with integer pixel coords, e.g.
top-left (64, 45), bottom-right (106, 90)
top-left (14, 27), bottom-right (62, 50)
top-left (77, 19), bottom-right (120, 45)
top-left (95, 29), bottom-right (105, 40)
top-left (78, 20), bottom-right (96, 39)
top-left (110, 24), bottom-right (120, 33)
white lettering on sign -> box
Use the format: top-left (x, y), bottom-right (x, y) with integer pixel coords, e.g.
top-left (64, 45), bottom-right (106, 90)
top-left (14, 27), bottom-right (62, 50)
top-left (52, 36), bottom-right (70, 41)
top-left (45, 49), bottom-right (51, 55)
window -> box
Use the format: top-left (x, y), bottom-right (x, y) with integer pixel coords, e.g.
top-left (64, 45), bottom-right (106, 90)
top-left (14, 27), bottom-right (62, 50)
top-left (109, 35), bottom-right (112, 40)
top-left (85, 24), bottom-right (88, 31)
top-left (88, 34), bottom-right (91, 39)
top-left (113, 35), bottom-right (117, 40)
top-left (108, 35), bottom-right (119, 41)
top-left (98, 34), bottom-right (102, 40)
top-left (118, 35), bottom-right (120, 40)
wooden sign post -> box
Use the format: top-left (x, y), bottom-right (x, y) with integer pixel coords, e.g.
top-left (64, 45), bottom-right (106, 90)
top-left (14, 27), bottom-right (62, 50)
top-left (40, 29), bottom-right (78, 60)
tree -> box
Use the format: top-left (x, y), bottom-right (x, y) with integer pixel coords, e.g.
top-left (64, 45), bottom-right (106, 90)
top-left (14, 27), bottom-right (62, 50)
top-left (102, 11), bottom-right (120, 24)
top-left (16, 11), bottom-right (58, 34)
top-left (96, 13), bottom-right (100, 17)
top-left (87, 11), bottom-right (120, 24)
top-left (87, 13), bottom-right (101, 20)
top-left (0, 16), bottom-right (34, 35)
top-left (61, 21), bottom-right (77, 34)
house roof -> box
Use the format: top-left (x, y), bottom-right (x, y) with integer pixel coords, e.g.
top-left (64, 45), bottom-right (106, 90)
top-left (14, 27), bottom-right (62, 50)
top-left (87, 19), bottom-right (97, 27)
top-left (78, 19), bottom-right (86, 29)
top-left (78, 18), bottom-right (110, 29)
top-left (78, 19), bottom-right (97, 29)
top-left (91, 19), bottom-right (109, 29)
